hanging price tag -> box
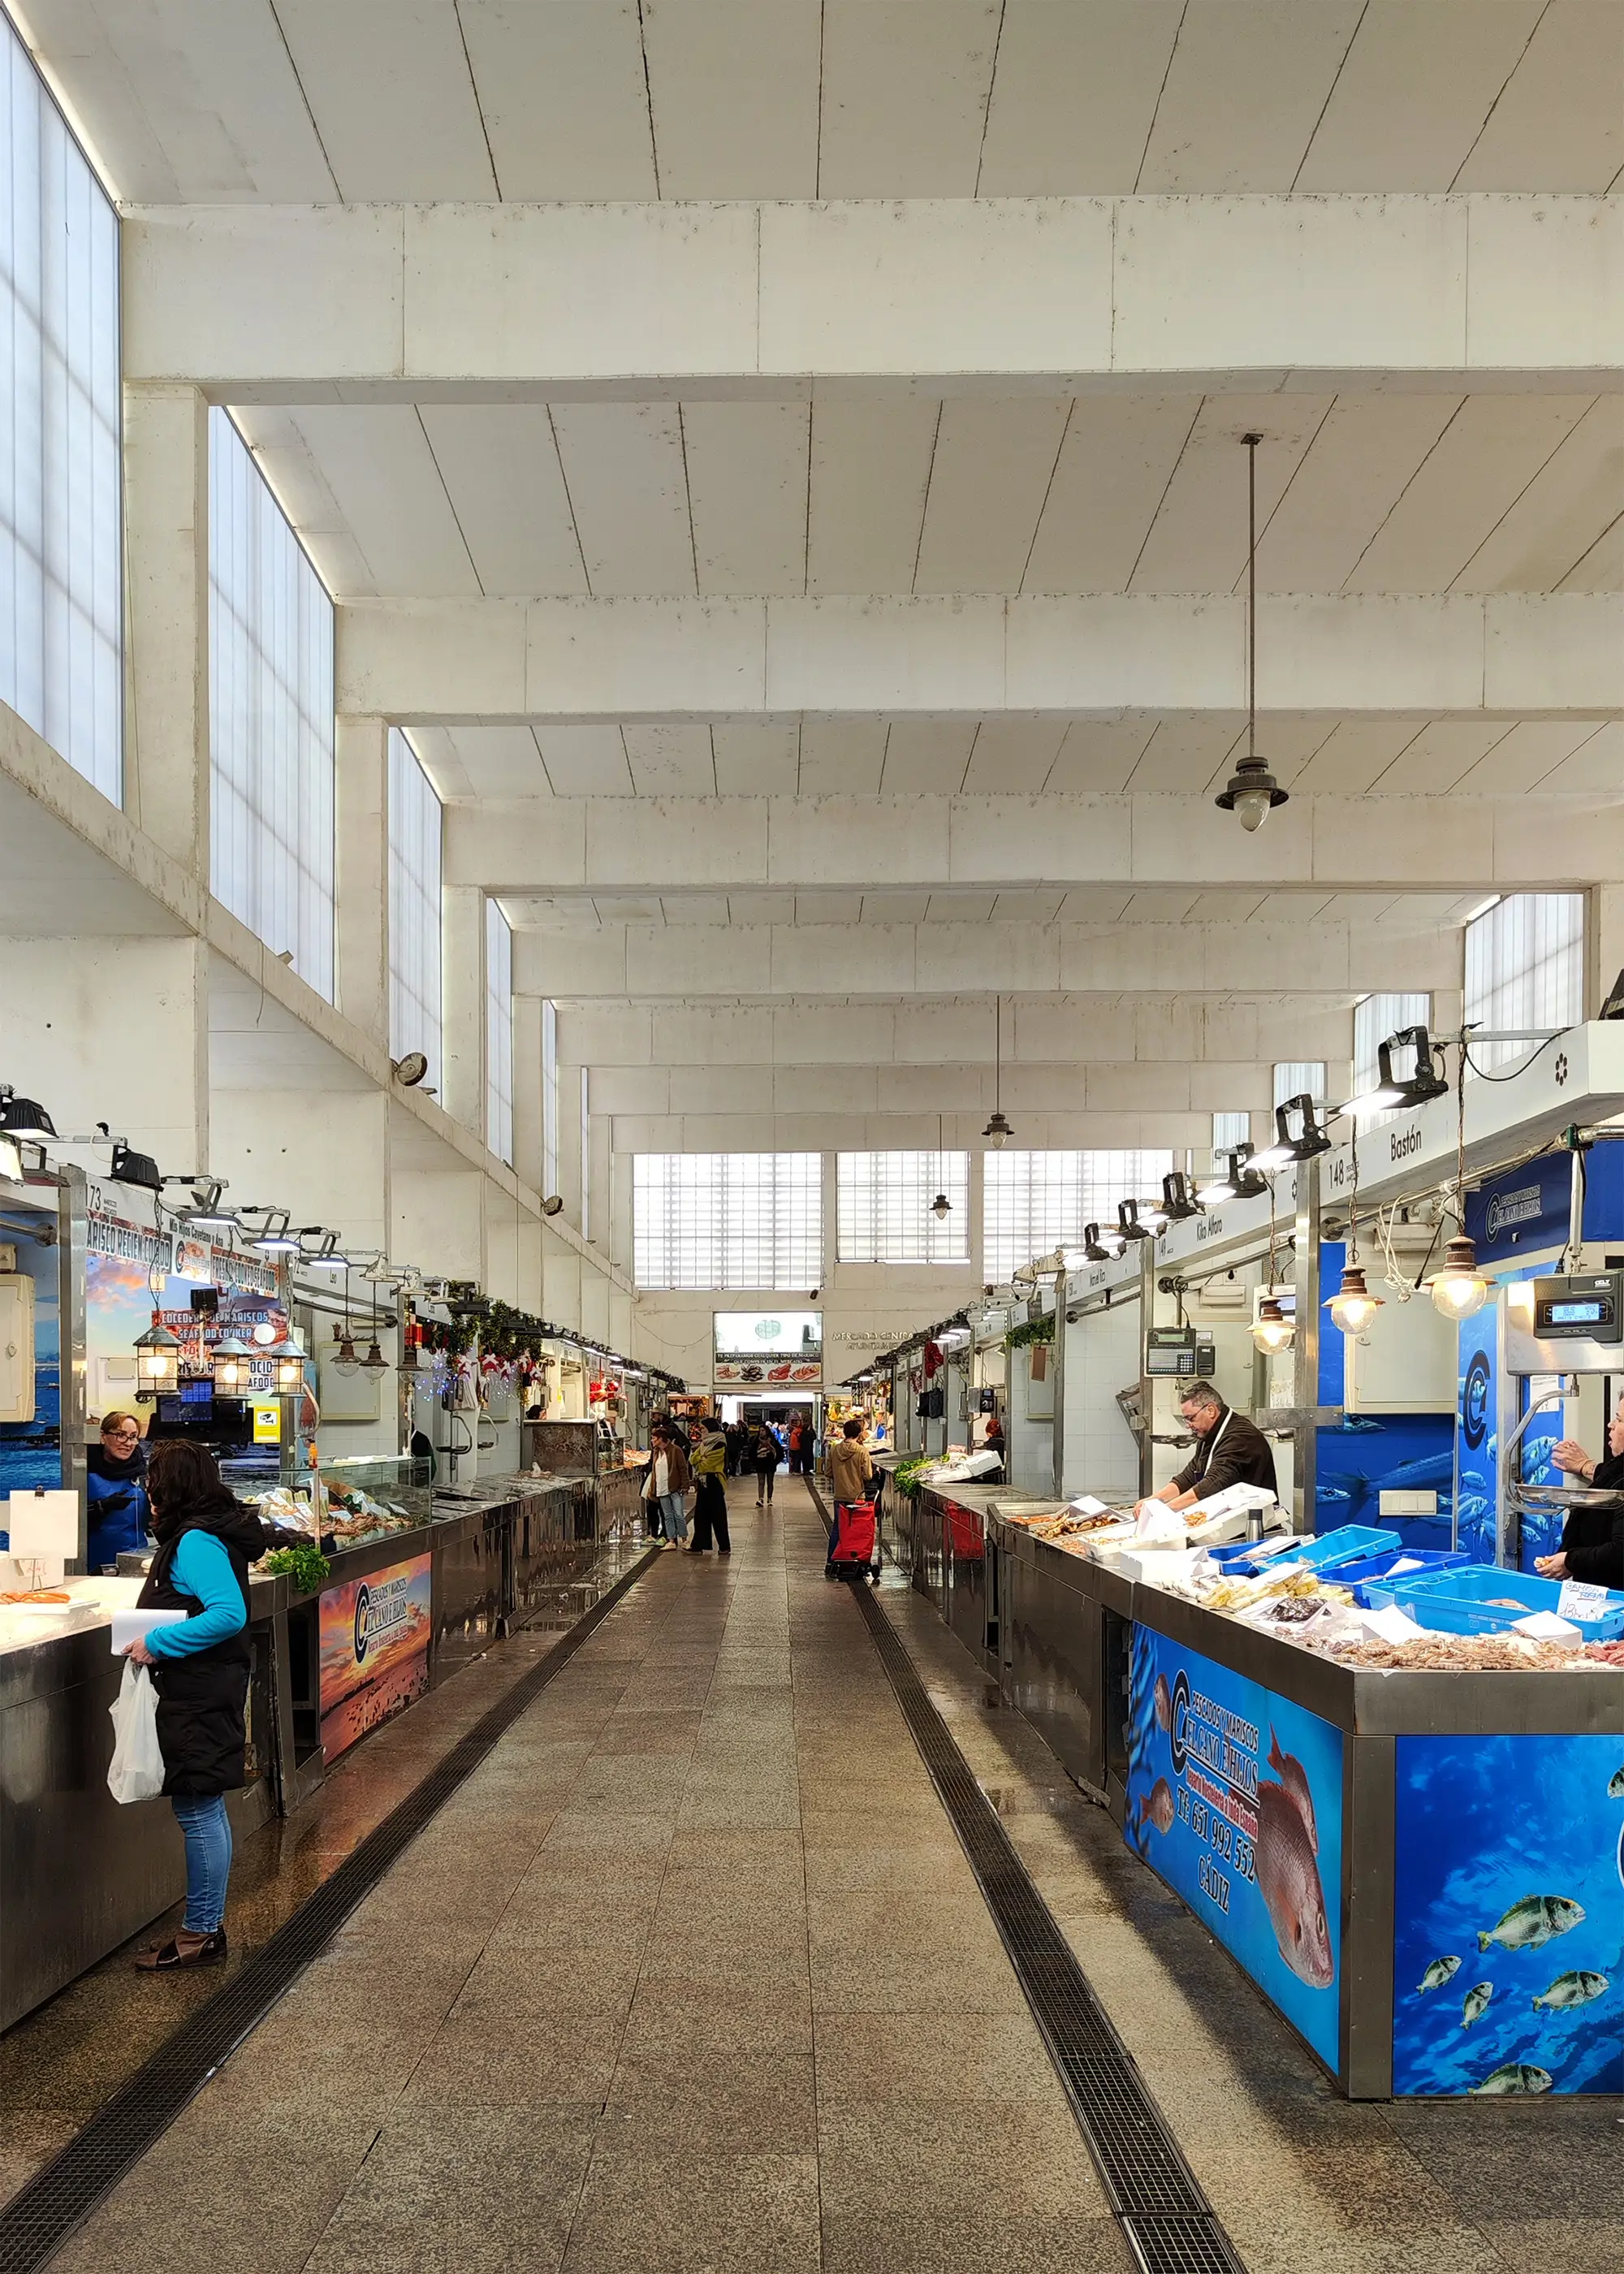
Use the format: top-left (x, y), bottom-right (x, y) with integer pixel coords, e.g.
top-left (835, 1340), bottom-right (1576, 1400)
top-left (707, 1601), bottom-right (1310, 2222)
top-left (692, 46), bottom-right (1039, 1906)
top-left (1557, 1578), bottom-right (1612, 1623)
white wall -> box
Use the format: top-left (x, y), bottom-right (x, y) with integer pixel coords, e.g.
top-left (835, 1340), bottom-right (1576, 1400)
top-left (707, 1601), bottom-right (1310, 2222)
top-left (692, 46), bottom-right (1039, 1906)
top-left (1060, 1295), bottom-right (1141, 1502)
top-left (632, 1257), bottom-right (980, 1391)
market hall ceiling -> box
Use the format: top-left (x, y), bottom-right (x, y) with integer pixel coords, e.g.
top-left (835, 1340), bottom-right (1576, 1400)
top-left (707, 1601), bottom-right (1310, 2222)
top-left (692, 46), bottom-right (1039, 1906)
top-left (26, 1), bottom-right (1624, 205)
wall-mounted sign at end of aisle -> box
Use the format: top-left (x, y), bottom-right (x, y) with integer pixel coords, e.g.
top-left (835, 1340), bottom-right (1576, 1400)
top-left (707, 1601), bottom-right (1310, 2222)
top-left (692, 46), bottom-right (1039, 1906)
top-left (253, 1403), bottom-right (281, 1444)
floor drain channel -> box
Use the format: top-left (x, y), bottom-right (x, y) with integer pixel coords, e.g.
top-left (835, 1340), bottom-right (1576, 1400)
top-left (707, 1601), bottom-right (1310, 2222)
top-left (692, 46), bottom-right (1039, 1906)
top-left (809, 1487), bottom-right (1247, 2274)
top-left (0, 1545), bottom-right (662, 2274)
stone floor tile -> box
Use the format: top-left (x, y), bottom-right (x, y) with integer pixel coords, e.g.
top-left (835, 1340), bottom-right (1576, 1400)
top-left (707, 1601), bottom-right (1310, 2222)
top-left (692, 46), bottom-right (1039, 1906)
top-left (560, 2148), bottom-right (822, 2274)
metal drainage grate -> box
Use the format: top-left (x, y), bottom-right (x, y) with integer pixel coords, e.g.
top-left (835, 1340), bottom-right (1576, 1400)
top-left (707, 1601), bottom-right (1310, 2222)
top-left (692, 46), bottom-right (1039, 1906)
top-left (0, 1545), bottom-right (661, 2274)
top-left (808, 1485), bottom-right (1247, 2274)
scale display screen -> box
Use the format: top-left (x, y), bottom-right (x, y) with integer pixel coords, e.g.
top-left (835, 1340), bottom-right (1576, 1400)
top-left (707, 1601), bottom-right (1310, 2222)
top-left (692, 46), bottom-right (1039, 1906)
top-left (1529, 1275), bottom-right (1622, 1344)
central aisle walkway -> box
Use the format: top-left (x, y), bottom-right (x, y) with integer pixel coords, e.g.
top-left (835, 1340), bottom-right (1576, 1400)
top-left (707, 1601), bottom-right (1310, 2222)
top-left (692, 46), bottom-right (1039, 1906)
top-left (53, 1480), bottom-right (1126, 2274)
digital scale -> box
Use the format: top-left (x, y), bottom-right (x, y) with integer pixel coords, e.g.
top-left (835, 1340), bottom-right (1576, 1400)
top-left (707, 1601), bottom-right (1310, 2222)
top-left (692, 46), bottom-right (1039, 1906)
top-left (1504, 1270), bottom-right (1624, 1373)
top-left (1145, 1325), bottom-right (1217, 1379)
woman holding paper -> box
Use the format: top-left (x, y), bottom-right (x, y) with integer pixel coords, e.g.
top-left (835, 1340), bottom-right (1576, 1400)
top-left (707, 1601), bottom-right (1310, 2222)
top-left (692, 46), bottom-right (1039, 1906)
top-left (124, 1441), bottom-right (268, 1970)
top-left (1535, 1410), bottom-right (1624, 1586)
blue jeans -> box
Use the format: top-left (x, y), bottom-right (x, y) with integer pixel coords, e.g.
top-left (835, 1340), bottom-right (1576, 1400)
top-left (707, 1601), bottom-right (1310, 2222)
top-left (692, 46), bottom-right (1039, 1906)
top-left (659, 1492), bottom-right (688, 1541)
top-left (172, 1794), bottom-right (232, 1933)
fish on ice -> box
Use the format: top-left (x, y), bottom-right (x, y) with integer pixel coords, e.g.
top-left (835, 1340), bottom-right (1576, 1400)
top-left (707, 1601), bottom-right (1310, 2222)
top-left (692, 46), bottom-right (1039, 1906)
top-left (1532, 1970), bottom-right (1609, 2012)
top-left (1154, 1674), bottom-right (1172, 1734)
top-left (1137, 1777), bottom-right (1175, 1835)
top-left (1417, 1956), bottom-right (1462, 1993)
top-left (1469, 2063), bottom-right (1553, 2096)
top-left (1256, 1734), bottom-right (1333, 1988)
top-left (1478, 1896), bottom-right (1585, 1954)
top-left (1461, 1982), bottom-right (1493, 2029)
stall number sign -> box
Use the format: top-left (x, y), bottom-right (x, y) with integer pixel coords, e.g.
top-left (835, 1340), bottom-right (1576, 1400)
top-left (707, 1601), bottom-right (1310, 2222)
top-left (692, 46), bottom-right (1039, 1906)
top-left (253, 1402), bottom-right (281, 1444)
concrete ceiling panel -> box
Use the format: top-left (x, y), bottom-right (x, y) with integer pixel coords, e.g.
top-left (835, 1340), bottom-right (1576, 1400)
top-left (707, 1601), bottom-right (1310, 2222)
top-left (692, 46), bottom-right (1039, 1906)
top-left (418, 405), bottom-right (589, 595)
top-left (1138, 0), bottom-right (1364, 194)
top-left (816, 0), bottom-right (1001, 198)
top-left (458, 0), bottom-right (657, 199)
top-left (641, 0), bottom-right (822, 198)
top-left (976, 1), bottom-right (1182, 197)
top-left (274, 0), bottom-right (499, 200)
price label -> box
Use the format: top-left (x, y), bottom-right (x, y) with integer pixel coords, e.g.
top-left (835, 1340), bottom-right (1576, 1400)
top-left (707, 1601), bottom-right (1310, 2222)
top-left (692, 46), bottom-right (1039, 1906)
top-left (1557, 1578), bottom-right (1611, 1623)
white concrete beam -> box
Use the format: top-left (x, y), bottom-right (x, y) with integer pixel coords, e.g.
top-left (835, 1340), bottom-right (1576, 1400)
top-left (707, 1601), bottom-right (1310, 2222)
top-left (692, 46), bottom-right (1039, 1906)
top-left (123, 197), bottom-right (1624, 400)
top-left (341, 594), bottom-right (1623, 728)
top-left (581, 1061), bottom-right (1280, 1119)
top-left (551, 997), bottom-right (1353, 1069)
top-left (461, 793), bottom-right (1622, 897)
top-left (609, 1110), bottom-right (1220, 1154)
top-left (516, 922), bottom-right (1461, 999)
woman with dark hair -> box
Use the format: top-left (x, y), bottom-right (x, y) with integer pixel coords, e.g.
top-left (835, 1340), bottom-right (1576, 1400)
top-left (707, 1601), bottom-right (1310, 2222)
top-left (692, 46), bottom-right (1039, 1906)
top-left (125, 1440), bottom-right (268, 1970)
top-left (86, 1411), bottom-right (151, 1571)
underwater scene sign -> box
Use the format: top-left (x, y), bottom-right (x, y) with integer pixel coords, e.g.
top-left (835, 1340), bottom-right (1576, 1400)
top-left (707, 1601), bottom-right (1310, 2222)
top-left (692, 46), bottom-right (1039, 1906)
top-left (1126, 1627), bottom-right (1344, 2072)
top-left (1393, 1733), bottom-right (1624, 2095)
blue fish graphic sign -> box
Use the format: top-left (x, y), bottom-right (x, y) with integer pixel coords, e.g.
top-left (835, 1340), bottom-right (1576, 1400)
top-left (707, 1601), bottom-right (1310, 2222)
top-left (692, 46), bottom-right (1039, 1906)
top-left (1126, 1626), bottom-right (1345, 2071)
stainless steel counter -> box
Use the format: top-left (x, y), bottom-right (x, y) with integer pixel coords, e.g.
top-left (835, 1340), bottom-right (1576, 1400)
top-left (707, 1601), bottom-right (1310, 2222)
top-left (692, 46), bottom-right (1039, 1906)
top-left (912, 1483), bottom-right (1624, 2099)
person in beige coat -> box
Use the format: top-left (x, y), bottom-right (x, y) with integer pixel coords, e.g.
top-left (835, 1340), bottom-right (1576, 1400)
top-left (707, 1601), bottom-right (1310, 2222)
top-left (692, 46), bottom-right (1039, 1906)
top-left (828, 1420), bottom-right (873, 1510)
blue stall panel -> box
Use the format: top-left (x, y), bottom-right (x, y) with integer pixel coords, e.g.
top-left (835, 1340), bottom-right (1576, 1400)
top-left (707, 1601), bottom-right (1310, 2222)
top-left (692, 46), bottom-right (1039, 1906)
top-left (1126, 1626), bottom-right (1344, 2073)
top-left (1393, 1734), bottom-right (1624, 2095)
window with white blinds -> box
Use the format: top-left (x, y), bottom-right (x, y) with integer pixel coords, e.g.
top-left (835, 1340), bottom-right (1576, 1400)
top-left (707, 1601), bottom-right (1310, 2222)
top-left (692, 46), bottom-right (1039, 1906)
top-left (837, 1152), bottom-right (970, 1264)
top-left (1272, 1062), bottom-right (1327, 1109)
top-left (486, 898), bottom-right (513, 1165)
top-left (1464, 894), bottom-right (1584, 1076)
top-left (634, 1155), bottom-right (823, 1290)
top-left (387, 729), bottom-right (441, 1090)
top-left (209, 408), bottom-right (335, 996)
top-left (1, 15), bottom-right (121, 800)
top-left (1353, 994), bottom-right (1432, 1096)
top-left (1212, 1111), bottom-right (1251, 1164)
top-left (983, 1150), bottom-right (1173, 1284)
top-left (542, 1000), bottom-right (559, 1199)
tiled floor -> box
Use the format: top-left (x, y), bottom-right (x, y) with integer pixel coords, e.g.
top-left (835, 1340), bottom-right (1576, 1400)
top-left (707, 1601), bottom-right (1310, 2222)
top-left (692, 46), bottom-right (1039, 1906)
top-left (24, 1481), bottom-right (1622, 2273)
top-left (41, 1483), bottom-right (1128, 2274)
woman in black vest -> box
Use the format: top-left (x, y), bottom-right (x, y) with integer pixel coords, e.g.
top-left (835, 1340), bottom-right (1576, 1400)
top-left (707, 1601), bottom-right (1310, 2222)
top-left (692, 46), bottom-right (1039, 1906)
top-left (126, 1441), bottom-right (267, 1970)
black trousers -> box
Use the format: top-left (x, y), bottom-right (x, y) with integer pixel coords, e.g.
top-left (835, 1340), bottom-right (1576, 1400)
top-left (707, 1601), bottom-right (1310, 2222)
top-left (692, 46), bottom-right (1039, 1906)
top-left (692, 1473), bottom-right (731, 1552)
top-left (754, 1458), bottom-right (776, 1502)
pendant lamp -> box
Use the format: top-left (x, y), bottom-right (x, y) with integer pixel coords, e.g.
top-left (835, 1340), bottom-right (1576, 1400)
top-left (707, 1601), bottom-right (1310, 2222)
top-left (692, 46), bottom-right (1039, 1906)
top-left (1216, 434), bottom-right (1287, 832)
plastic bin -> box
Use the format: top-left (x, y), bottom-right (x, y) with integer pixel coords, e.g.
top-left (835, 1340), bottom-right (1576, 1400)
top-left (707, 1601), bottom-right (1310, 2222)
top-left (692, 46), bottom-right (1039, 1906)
top-left (1255, 1524), bottom-right (1395, 1578)
top-left (1365, 1564), bottom-right (1624, 1641)
top-left (1313, 1546), bottom-right (1470, 1606)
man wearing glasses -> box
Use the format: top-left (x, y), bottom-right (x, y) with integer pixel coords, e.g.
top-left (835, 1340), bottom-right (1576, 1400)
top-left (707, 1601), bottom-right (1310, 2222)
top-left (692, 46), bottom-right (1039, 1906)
top-left (1135, 1380), bottom-right (1276, 1519)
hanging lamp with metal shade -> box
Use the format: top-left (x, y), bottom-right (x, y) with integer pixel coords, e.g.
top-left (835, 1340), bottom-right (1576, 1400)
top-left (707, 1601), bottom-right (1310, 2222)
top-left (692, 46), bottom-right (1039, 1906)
top-left (982, 997), bottom-right (1013, 1149)
top-left (1216, 433), bottom-right (1288, 833)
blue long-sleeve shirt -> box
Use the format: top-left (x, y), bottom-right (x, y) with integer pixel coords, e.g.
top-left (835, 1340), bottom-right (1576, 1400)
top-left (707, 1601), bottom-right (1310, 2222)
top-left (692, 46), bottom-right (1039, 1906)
top-left (144, 1531), bottom-right (248, 1659)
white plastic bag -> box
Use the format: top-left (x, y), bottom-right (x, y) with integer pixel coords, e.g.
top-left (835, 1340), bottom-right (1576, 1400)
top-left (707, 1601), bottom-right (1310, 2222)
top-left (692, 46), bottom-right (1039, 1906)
top-left (107, 1659), bottom-right (165, 1804)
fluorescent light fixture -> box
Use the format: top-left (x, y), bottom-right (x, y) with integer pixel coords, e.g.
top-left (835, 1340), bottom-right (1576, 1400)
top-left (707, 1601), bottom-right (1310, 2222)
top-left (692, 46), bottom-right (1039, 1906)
top-left (1463, 895), bottom-right (1501, 925)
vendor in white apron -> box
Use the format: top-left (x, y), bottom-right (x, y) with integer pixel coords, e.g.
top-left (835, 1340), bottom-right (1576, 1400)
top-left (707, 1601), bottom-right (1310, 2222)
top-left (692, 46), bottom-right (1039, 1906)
top-left (1134, 1379), bottom-right (1276, 1520)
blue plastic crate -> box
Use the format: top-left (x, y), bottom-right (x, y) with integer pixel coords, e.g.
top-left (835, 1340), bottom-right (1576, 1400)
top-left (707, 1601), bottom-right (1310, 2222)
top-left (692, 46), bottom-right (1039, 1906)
top-left (1367, 1563), bottom-right (1624, 1640)
top-left (1313, 1547), bottom-right (1470, 1607)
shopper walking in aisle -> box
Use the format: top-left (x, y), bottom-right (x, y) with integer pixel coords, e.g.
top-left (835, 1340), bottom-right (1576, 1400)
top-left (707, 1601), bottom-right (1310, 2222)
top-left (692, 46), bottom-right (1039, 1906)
top-left (641, 1423), bottom-right (692, 1547)
top-left (753, 1418), bottom-right (783, 1507)
top-left (827, 1418), bottom-right (875, 1576)
top-left (786, 1414), bottom-right (806, 1474)
top-left (125, 1441), bottom-right (269, 1970)
top-left (689, 1420), bottom-right (732, 1556)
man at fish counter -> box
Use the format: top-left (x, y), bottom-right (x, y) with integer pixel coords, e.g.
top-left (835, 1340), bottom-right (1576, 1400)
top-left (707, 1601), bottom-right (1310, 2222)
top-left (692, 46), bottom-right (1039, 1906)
top-left (1134, 1380), bottom-right (1277, 1521)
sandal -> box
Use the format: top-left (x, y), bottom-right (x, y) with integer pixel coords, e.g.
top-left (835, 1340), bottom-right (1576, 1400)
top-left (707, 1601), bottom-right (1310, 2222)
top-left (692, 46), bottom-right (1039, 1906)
top-left (135, 1930), bottom-right (227, 1971)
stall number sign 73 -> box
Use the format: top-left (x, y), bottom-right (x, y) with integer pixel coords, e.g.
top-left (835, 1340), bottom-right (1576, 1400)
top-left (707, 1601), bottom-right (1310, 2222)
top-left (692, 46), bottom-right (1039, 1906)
top-left (1176, 1782), bottom-right (1257, 1917)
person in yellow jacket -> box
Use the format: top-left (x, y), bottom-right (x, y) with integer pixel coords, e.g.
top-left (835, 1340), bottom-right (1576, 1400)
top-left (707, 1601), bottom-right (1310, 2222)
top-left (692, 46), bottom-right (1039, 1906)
top-left (689, 1420), bottom-right (732, 1556)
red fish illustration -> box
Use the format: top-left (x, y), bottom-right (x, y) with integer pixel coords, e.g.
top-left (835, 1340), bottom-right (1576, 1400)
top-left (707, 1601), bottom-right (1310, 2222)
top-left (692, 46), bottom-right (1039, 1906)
top-left (1137, 1777), bottom-right (1175, 1835)
top-left (1256, 1727), bottom-right (1332, 1987)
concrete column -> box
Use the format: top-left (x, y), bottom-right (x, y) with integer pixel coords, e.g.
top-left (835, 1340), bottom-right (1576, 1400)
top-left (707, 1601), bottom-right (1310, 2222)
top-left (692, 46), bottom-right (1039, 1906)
top-left (440, 885), bottom-right (486, 1136)
top-left (335, 715), bottom-right (390, 1050)
top-left (608, 1143), bottom-right (633, 1278)
top-left (556, 1062), bottom-right (585, 1233)
top-left (0, 937), bottom-right (209, 1174)
top-left (210, 1088), bottom-right (390, 1255)
top-left (122, 383), bottom-right (209, 877)
top-left (543, 1230), bottom-right (581, 1330)
top-left (394, 1164), bottom-right (484, 1283)
top-left (588, 1104), bottom-right (611, 1254)
top-left (512, 994), bottom-right (544, 1190)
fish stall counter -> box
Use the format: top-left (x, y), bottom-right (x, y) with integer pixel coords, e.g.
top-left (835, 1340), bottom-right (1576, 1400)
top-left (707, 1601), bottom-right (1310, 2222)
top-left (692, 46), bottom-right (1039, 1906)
top-left (909, 1483), bottom-right (1624, 2100)
top-left (0, 1570), bottom-right (287, 2032)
